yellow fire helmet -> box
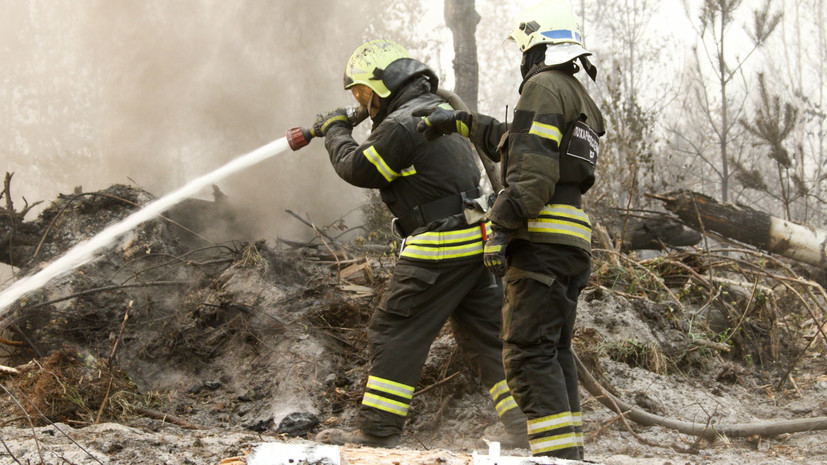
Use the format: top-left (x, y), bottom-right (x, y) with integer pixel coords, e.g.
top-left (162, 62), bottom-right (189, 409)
top-left (508, 0), bottom-right (592, 67)
top-left (344, 40), bottom-right (437, 99)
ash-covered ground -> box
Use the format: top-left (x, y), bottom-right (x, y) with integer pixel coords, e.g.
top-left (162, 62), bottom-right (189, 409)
top-left (1, 185), bottom-right (825, 465)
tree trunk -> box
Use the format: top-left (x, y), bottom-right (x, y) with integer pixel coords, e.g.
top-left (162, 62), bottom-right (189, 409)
top-left (650, 190), bottom-right (827, 269)
top-left (443, 0), bottom-right (502, 193)
top-left (444, 0), bottom-right (480, 112)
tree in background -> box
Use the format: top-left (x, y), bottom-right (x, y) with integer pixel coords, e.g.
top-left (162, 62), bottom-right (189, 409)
top-left (768, 0), bottom-right (827, 226)
top-left (585, 0), bottom-right (668, 218)
top-left (671, 0), bottom-right (780, 203)
top-left (738, 73), bottom-right (799, 220)
top-left (445, 0), bottom-right (480, 113)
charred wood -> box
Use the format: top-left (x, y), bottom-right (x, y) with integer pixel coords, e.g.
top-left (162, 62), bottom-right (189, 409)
top-left (650, 190), bottom-right (827, 269)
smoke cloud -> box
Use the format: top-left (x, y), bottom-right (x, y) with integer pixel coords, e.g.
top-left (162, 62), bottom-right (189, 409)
top-left (2, 0), bottom-right (374, 242)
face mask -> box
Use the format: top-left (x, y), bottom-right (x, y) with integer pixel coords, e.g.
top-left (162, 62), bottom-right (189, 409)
top-left (520, 45), bottom-right (547, 78)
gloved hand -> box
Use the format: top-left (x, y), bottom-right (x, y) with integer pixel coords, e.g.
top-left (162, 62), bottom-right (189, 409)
top-left (483, 225), bottom-right (510, 277)
top-left (412, 107), bottom-right (471, 140)
top-left (312, 108), bottom-right (350, 137)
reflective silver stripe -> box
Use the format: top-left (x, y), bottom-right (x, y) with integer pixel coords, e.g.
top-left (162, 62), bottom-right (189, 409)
top-left (529, 432), bottom-right (579, 455)
top-left (573, 411), bottom-right (583, 446)
top-left (400, 242), bottom-right (483, 260)
top-left (362, 145), bottom-right (399, 182)
top-left (400, 223), bottom-right (490, 260)
top-left (405, 225), bottom-right (485, 245)
top-left (400, 166), bottom-right (416, 176)
top-left (495, 396), bottom-right (518, 416)
top-left (362, 392), bottom-right (409, 417)
top-left (528, 204), bottom-right (591, 241)
top-left (366, 376), bottom-right (414, 400)
top-left (536, 204), bottom-right (590, 222)
top-left (527, 219), bottom-right (592, 241)
top-left (527, 412), bottom-right (574, 435)
top-left (528, 121), bottom-right (562, 143)
top-left (489, 380), bottom-right (510, 400)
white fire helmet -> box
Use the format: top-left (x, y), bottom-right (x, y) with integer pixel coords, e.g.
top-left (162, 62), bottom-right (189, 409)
top-left (508, 0), bottom-right (592, 67)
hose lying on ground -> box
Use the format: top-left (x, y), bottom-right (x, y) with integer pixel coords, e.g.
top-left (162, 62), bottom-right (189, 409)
top-left (574, 353), bottom-right (827, 439)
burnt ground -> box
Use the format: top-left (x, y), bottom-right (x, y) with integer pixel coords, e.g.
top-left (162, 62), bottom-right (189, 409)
top-left (1, 185), bottom-right (826, 465)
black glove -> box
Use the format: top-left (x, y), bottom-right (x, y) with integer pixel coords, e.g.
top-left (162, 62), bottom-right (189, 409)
top-left (412, 107), bottom-right (472, 140)
top-left (483, 225), bottom-right (510, 277)
top-left (312, 108), bottom-right (350, 138)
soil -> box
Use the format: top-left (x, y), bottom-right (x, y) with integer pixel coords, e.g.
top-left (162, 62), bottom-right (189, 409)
top-left (1, 185), bottom-right (826, 465)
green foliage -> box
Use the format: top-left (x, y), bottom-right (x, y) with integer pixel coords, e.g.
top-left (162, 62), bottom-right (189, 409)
top-left (738, 73), bottom-right (805, 221)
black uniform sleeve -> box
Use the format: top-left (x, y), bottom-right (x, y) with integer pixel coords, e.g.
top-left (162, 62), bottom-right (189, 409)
top-left (467, 112), bottom-right (509, 162)
top-left (323, 120), bottom-right (417, 189)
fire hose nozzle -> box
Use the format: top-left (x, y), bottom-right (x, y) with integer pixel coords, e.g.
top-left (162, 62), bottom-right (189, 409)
top-left (286, 106), bottom-right (369, 151)
top-left (286, 126), bottom-right (314, 151)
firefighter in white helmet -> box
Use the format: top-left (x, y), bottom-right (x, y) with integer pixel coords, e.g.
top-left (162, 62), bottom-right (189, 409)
top-left (416, 1), bottom-right (605, 459)
top-left (311, 39), bottom-right (528, 449)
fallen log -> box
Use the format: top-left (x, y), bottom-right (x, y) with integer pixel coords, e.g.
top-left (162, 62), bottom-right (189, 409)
top-left (649, 190), bottom-right (827, 269)
top-left (574, 353), bottom-right (827, 439)
top-left (620, 217), bottom-right (702, 251)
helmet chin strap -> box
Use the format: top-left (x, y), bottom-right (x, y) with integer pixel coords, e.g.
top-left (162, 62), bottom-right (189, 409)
top-left (579, 56), bottom-right (598, 81)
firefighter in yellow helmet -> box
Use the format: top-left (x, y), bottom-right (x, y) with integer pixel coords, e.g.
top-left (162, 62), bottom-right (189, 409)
top-left (415, 1), bottom-right (605, 459)
top-left (311, 40), bottom-right (528, 449)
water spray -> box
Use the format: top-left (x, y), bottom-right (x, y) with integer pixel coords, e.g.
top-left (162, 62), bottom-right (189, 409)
top-left (0, 137), bottom-right (291, 316)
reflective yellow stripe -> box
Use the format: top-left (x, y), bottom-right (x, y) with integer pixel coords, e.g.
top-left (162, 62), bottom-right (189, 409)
top-left (366, 376), bottom-right (414, 400)
top-left (401, 243), bottom-right (483, 260)
top-left (536, 204), bottom-right (590, 222)
top-left (575, 431), bottom-right (584, 447)
top-left (456, 120), bottom-right (470, 137)
top-left (405, 224), bottom-right (489, 245)
top-left (527, 411), bottom-right (574, 434)
top-left (572, 411), bottom-right (582, 427)
top-left (401, 166), bottom-right (416, 176)
top-left (528, 204), bottom-right (591, 242)
top-left (529, 432), bottom-right (579, 454)
top-left (527, 219), bottom-right (592, 241)
top-left (321, 115), bottom-right (348, 133)
top-left (495, 396), bottom-right (518, 416)
top-left (400, 223), bottom-right (491, 261)
top-left (363, 145), bottom-right (400, 182)
top-left (489, 380), bottom-right (510, 400)
top-left (528, 121), bottom-right (562, 143)
top-left (362, 393), bottom-right (409, 417)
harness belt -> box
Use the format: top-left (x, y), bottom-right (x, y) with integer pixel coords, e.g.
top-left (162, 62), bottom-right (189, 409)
top-left (395, 187), bottom-right (482, 237)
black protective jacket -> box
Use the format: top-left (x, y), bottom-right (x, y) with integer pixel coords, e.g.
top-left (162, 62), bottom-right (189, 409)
top-left (468, 67), bottom-right (605, 252)
top-left (324, 78), bottom-right (482, 239)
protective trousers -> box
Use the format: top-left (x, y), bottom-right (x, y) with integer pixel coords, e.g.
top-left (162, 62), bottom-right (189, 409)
top-left (501, 240), bottom-right (591, 460)
top-left (358, 258), bottom-right (525, 437)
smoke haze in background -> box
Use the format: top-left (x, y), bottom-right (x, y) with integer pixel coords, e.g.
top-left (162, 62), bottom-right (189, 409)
top-left (2, 0), bottom-right (374, 242)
